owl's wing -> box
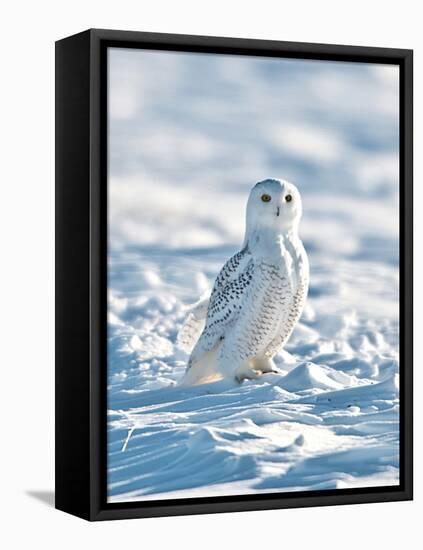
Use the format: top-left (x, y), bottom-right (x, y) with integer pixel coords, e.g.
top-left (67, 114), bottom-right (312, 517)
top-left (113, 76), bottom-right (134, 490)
top-left (188, 247), bottom-right (253, 366)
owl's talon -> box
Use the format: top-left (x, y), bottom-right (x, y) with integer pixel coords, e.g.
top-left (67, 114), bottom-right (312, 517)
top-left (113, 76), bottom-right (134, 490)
top-left (235, 367), bottom-right (262, 383)
top-left (251, 357), bottom-right (279, 374)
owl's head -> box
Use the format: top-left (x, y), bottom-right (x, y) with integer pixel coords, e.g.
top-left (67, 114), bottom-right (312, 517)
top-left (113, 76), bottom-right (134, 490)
top-left (245, 179), bottom-right (303, 238)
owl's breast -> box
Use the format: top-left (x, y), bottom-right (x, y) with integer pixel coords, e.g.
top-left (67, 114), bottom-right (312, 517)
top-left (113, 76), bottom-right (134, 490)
top-left (254, 260), bottom-right (294, 330)
top-left (259, 243), bottom-right (309, 356)
top-left (280, 236), bottom-right (308, 291)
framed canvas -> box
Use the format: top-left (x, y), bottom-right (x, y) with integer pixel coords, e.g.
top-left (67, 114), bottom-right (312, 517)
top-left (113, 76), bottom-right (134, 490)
top-left (55, 28), bottom-right (413, 521)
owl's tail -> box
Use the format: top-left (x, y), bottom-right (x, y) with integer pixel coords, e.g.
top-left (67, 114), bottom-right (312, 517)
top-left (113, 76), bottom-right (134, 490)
top-left (181, 344), bottom-right (223, 386)
top-left (176, 294), bottom-right (210, 353)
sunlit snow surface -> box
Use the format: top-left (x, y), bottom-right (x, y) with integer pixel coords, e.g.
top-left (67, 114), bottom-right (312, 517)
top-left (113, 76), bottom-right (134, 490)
top-left (107, 49), bottom-right (400, 502)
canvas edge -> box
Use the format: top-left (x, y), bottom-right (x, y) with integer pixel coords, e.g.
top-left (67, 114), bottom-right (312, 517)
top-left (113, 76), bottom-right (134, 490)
top-left (55, 30), bottom-right (92, 521)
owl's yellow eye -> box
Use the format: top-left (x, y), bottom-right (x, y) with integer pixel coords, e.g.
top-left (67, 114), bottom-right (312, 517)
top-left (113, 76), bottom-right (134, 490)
top-left (261, 194), bottom-right (272, 203)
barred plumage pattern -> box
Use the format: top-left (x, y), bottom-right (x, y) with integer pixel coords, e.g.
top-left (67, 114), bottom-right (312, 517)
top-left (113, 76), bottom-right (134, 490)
top-left (264, 280), bottom-right (309, 358)
top-left (213, 247), bottom-right (251, 289)
top-left (220, 260), bottom-right (296, 364)
top-left (188, 248), bottom-right (253, 367)
top-left (188, 251), bottom-right (308, 372)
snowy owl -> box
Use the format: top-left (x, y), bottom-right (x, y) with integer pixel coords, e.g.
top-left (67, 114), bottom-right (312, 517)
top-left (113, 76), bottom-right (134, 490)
top-left (179, 178), bottom-right (309, 385)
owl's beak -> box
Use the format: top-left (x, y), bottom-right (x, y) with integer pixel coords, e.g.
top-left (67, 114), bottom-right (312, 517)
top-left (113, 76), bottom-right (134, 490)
top-left (276, 206), bottom-right (280, 217)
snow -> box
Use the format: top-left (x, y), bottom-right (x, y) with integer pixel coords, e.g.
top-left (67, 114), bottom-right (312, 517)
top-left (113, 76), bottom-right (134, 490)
top-left (107, 48), bottom-right (399, 502)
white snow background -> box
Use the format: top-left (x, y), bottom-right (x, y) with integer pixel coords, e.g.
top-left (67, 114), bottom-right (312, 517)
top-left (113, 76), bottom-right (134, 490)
top-left (107, 48), bottom-right (399, 502)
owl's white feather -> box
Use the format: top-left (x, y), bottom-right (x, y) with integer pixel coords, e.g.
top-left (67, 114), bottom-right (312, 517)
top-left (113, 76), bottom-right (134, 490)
top-left (181, 178), bottom-right (309, 385)
top-left (176, 295), bottom-right (209, 352)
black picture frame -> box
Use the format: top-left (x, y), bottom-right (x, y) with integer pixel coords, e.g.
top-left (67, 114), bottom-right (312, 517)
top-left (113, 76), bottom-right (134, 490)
top-left (55, 28), bottom-right (413, 521)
